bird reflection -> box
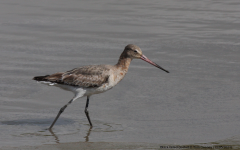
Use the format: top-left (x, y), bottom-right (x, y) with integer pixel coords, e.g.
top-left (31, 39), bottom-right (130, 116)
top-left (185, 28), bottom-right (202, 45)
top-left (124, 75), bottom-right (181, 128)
top-left (48, 128), bottom-right (60, 143)
top-left (84, 126), bottom-right (92, 142)
top-left (48, 126), bottom-right (92, 143)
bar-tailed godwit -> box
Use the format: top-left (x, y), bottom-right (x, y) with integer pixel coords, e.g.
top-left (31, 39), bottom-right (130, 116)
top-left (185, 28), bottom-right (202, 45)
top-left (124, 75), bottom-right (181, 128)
top-left (33, 44), bottom-right (169, 129)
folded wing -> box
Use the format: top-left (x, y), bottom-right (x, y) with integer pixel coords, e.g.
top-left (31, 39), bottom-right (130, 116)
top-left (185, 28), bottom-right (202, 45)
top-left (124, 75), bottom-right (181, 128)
top-left (33, 65), bottom-right (110, 88)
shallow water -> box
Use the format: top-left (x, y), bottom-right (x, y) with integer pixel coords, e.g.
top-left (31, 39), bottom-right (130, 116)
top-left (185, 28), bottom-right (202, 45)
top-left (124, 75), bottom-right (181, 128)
top-left (0, 0), bottom-right (240, 148)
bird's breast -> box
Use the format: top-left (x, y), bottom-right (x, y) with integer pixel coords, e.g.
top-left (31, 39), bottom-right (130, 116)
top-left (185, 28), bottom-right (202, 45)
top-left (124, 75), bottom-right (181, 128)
top-left (96, 71), bottom-right (126, 93)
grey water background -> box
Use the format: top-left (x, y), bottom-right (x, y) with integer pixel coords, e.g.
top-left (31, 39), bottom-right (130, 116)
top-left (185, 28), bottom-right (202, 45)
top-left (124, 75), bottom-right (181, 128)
top-left (0, 0), bottom-right (240, 148)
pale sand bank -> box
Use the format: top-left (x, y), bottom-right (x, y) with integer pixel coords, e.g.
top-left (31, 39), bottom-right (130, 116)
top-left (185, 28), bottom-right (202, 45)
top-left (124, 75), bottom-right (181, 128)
top-left (1, 142), bottom-right (237, 150)
top-left (1, 142), bottom-right (159, 150)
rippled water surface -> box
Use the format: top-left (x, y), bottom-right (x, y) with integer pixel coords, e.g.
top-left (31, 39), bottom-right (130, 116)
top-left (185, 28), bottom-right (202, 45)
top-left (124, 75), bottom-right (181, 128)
top-left (0, 0), bottom-right (240, 148)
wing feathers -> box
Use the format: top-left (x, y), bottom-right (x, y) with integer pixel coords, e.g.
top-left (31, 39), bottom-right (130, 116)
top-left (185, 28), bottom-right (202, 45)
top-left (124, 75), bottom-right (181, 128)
top-left (33, 65), bottom-right (110, 88)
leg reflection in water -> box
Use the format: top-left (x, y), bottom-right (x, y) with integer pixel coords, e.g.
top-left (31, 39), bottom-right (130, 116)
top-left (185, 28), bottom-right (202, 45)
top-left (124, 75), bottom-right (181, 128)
top-left (48, 126), bottom-right (92, 143)
top-left (48, 129), bottom-right (60, 144)
top-left (84, 126), bottom-right (92, 142)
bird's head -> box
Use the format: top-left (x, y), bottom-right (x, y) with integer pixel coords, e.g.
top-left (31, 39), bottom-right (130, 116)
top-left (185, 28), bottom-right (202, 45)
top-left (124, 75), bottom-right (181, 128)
top-left (124, 44), bottom-right (143, 59)
top-left (124, 44), bottom-right (169, 73)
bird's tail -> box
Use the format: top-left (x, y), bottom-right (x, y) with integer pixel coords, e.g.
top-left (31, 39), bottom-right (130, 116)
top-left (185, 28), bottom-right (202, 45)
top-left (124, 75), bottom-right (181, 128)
top-left (33, 75), bottom-right (50, 81)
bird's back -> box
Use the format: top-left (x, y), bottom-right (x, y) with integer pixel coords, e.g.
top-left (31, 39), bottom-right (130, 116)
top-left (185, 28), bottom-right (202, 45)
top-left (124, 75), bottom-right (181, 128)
top-left (33, 65), bottom-right (111, 88)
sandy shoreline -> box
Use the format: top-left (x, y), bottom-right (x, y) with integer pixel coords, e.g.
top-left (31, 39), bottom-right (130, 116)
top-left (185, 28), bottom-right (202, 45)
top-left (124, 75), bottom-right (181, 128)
top-left (1, 142), bottom-right (237, 150)
top-left (1, 142), bottom-right (160, 150)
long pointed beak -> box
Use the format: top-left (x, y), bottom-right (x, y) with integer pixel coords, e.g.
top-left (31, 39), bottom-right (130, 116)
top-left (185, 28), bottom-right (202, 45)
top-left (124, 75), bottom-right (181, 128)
top-left (141, 54), bottom-right (169, 73)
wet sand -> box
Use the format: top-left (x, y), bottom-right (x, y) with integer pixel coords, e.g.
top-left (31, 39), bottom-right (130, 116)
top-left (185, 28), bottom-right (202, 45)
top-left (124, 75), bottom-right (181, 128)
top-left (0, 0), bottom-right (240, 149)
top-left (1, 142), bottom-right (238, 150)
top-left (0, 142), bottom-right (160, 150)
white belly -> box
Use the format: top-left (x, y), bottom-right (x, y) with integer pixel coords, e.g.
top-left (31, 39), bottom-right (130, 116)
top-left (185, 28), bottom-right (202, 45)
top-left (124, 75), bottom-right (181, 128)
top-left (37, 72), bottom-right (125, 98)
top-left (38, 80), bottom-right (113, 97)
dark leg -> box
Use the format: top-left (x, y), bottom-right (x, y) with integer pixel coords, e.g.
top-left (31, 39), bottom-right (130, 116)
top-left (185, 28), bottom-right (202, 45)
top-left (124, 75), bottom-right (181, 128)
top-left (85, 96), bottom-right (93, 127)
top-left (49, 99), bottom-right (73, 129)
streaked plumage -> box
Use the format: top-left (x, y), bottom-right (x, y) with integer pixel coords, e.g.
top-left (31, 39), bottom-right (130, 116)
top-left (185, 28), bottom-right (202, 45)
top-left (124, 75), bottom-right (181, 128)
top-left (33, 44), bottom-right (169, 129)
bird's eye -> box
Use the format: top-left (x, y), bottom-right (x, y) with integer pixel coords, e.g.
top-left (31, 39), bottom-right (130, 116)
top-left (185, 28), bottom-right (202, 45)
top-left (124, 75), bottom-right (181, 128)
top-left (133, 50), bottom-right (138, 53)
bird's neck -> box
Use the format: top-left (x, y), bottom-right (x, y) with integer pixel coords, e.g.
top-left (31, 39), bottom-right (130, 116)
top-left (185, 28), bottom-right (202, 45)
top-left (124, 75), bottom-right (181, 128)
top-left (115, 52), bottom-right (132, 72)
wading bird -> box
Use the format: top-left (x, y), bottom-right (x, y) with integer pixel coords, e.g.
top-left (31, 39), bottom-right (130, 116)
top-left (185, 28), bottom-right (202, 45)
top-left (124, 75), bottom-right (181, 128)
top-left (33, 44), bottom-right (169, 129)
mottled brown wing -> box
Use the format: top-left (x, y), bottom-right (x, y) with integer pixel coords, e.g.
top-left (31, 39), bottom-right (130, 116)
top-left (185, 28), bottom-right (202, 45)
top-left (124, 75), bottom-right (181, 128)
top-left (45, 65), bottom-right (110, 88)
